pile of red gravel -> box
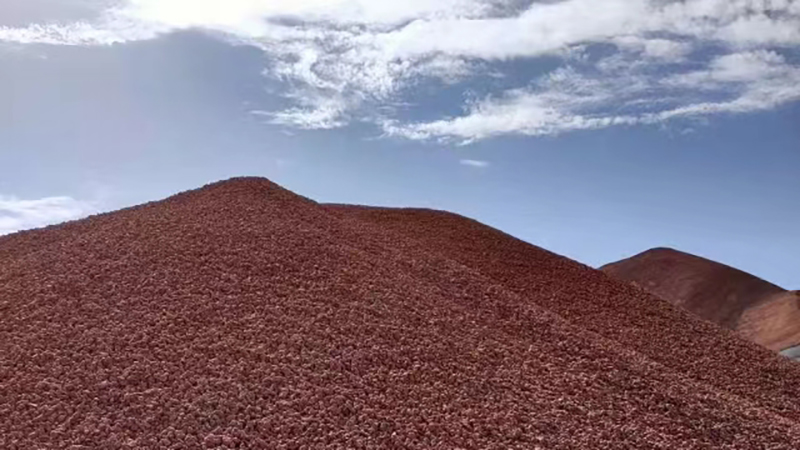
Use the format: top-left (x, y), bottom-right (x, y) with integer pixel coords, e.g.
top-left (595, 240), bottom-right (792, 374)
top-left (3, 178), bottom-right (800, 449)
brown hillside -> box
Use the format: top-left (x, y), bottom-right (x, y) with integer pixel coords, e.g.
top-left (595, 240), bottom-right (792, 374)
top-left (739, 291), bottom-right (800, 351)
top-left (600, 248), bottom-right (785, 329)
top-left (3, 178), bottom-right (800, 449)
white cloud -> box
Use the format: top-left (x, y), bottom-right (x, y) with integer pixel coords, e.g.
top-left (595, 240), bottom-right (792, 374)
top-left (716, 13), bottom-right (800, 46)
top-left (612, 36), bottom-right (692, 61)
top-left (389, 48), bottom-right (800, 142)
top-left (460, 159), bottom-right (490, 167)
top-left (655, 50), bottom-right (800, 118)
top-left (1, 0), bottom-right (800, 142)
top-left (385, 89), bottom-right (641, 143)
top-left (669, 50), bottom-right (794, 85)
top-left (252, 93), bottom-right (351, 130)
top-left (0, 195), bottom-right (97, 235)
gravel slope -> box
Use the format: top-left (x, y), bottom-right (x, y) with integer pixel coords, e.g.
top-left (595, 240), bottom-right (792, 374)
top-left (326, 206), bottom-right (800, 421)
top-left (2, 178), bottom-right (800, 449)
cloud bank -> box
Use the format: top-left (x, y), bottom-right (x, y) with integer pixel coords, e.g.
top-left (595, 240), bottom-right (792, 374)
top-left (0, 195), bottom-right (97, 235)
top-left (2, 0), bottom-right (800, 142)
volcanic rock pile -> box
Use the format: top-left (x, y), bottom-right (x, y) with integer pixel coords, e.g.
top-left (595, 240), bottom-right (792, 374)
top-left (3, 178), bottom-right (800, 449)
top-left (601, 248), bottom-right (800, 355)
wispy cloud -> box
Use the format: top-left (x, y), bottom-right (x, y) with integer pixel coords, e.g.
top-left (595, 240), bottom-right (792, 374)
top-left (2, 0), bottom-right (800, 142)
top-left (0, 195), bottom-right (97, 235)
top-left (459, 159), bottom-right (490, 168)
top-left (388, 49), bottom-right (800, 142)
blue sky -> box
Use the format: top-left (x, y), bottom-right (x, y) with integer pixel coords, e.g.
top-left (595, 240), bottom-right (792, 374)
top-left (1, 0), bottom-right (798, 288)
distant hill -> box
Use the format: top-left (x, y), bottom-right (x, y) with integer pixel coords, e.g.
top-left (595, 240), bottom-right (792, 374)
top-left (602, 248), bottom-right (799, 354)
top-left (739, 291), bottom-right (800, 351)
top-left (2, 179), bottom-right (800, 448)
top-left (601, 248), bottom-right (785, 329)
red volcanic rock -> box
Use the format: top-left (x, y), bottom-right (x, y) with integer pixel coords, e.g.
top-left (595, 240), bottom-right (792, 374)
top-left (600, 248), bottom-right (785, 329)
top-left (2, 178), bottom-right (800, 449)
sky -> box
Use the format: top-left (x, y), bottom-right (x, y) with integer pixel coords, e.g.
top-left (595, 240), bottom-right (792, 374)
top-left (0, 0), bottom-right (798, 288)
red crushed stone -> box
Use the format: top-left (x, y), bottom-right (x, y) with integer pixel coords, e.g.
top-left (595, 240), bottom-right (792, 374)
top-left (2, 177), bottom-right (800, 449)
top-left (600, 248), bottom-right (785, 329)
top-left (324, 206), bottom-right (800, 421)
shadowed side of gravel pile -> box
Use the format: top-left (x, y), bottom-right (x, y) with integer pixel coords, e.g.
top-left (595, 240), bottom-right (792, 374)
top-left (325, 205), bottom-right (800, 422)
top-left (2, 178), bottom-right (800, 449)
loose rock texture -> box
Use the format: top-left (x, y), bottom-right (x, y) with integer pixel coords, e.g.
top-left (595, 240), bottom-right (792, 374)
top-left (2, 178), bottom-right (800, 449)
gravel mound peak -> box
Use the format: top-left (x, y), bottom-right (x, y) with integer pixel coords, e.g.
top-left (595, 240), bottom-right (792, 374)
top-left (3, 177), bottom-right (800, 449)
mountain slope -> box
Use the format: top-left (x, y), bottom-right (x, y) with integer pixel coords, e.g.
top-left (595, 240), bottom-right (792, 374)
top-left (738, 291), bottom-right (800, 351)
top-left (600, 247), bottom-right (785, 329)
top-left (600, 248), bottom-right (800, 354)
top-left (2, 178), bottom-right (800, 449)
